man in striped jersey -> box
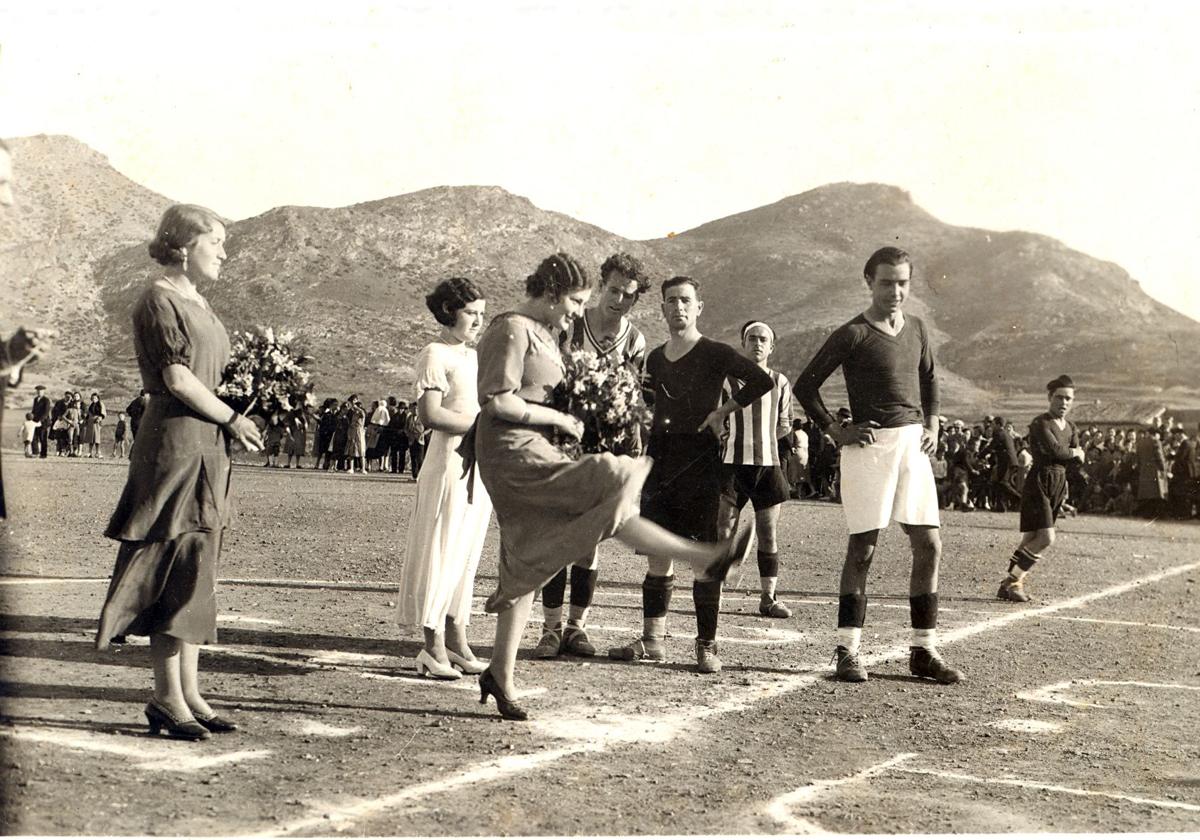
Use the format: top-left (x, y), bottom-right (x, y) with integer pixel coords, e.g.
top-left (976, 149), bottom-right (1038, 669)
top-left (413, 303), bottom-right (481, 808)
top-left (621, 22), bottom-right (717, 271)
top-left (533, 253), bottom-right (652, 659)
top-left (718, 320), bottom-right (795, 618)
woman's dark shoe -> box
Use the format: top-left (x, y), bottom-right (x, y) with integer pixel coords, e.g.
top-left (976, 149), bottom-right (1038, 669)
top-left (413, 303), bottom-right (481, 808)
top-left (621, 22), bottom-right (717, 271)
top-left (478, 669), bottom-right (528, 721)
top-left (192, 709), bottom-right (240, 733)
top-left (703, 522), bottom-right (755, 583)
top-left (144, 701), bottom-right (211, 741)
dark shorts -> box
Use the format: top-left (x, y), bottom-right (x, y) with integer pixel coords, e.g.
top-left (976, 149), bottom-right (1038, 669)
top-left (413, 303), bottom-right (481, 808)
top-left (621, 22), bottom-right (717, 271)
top-left (1019, 466), bottom-right (1068, 532)
top-left (641, 435), bottom-right (722, 541)
top-left (720, 464), bottom-right (790, 511)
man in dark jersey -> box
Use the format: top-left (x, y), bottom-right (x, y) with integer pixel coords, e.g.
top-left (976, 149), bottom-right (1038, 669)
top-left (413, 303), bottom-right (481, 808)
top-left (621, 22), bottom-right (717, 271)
top-left (989, 416), bottom-right (1021, 512)
top-left (997, 375), bottom-right (1085, 602)
top-left (794, 247), bottom-right (962, 685)
top-left (608, 276), bottom-right (772, 674)
top-left (534, 253), bottom-right (651, 659)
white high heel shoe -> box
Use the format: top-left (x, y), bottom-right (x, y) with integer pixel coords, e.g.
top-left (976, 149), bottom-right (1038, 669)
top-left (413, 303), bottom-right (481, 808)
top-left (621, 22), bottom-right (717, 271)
top-left (446, 649), bottom-right (488, 675)
top-left (415, 649), bottom-right (461, 680)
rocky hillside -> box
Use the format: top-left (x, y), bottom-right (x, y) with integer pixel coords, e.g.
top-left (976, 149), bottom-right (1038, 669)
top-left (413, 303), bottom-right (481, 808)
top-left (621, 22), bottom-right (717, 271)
top-left (655, 184), bottom-right (1200, 398)
top-left (5, 135), bottom-right (1199, 418)
top-left (93, 187), bottom-right (672, 398)
top-left (0, 135), bottom-right (173, 393)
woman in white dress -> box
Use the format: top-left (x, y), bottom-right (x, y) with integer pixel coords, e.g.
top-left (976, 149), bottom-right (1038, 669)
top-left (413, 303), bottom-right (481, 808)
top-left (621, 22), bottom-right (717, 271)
top-left (397, 278), bottom-right (493, 679)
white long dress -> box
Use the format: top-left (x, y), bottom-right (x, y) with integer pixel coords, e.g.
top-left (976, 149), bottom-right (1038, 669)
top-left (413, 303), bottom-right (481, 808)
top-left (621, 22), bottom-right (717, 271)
top-left (397, 341), bottom-right (494, 629)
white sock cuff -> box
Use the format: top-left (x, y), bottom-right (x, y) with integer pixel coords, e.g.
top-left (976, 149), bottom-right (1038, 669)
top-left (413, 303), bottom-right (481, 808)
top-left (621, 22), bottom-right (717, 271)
top-left (912, 628), bottom-right (937, 649)
top-left (837, 627), bottom-right (862, 653)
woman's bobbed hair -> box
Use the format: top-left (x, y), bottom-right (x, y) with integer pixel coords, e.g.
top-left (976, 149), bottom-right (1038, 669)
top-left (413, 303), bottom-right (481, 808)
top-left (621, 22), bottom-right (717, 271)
top-left (148, 204), bottom-right (228, 267)
top-left (426, 277), bottom-right (485, 327)
top-left (525, 252), bottom-right (591, 301)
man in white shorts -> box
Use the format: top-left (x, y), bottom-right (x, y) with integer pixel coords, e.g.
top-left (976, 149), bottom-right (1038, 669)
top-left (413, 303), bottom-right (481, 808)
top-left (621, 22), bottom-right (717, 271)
top-left (793, 246), bottom-right (963, 685)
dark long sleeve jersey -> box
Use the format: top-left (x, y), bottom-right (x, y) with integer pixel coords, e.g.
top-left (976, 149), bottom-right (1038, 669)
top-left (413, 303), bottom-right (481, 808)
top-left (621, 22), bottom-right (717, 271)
top-left (644, 337), bottom-right (774, 436)
top-left (1027, 413), bottom-right (1079, 469)
top-left (793, 314), bottom-right (939, 430)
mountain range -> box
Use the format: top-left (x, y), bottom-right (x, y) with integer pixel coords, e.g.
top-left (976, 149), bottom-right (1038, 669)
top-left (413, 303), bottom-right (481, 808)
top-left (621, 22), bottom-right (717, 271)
top-left (3, 134), bottom-right (1199, 418)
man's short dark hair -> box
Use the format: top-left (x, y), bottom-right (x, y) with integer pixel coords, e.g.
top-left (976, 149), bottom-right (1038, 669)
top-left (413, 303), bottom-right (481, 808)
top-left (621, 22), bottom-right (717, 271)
top-left (1046, 374), bottom-right (1075, 393)
top-left (600, 253), bottom-right (652, 296)
top-left (863, 247), bottom-right (912, 281)
top-left (661, 275), bottom-right (700, 299)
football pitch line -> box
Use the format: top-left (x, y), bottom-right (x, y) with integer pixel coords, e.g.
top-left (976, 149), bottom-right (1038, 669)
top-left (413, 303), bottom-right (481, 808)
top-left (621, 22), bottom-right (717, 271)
top-left (249, 558), bottom-right (1200, 837)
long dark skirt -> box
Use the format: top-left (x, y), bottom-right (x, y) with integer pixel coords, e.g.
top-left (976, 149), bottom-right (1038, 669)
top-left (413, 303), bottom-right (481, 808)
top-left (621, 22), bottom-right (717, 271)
top-left (95, 530), bottom-right (221, 650)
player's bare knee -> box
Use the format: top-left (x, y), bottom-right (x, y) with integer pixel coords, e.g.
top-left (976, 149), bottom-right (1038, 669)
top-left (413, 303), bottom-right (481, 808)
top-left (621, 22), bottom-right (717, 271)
top-left (647, 556), bottom-right (674, 577)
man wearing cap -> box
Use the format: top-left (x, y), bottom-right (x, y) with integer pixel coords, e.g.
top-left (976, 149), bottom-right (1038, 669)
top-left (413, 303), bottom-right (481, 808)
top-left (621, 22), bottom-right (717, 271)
top-left (997, 375), bottom-right (1085, 602)
top-left (794, 246), bottom-right (962, 685)
top-left (30, 384), bottom-right (52, 459)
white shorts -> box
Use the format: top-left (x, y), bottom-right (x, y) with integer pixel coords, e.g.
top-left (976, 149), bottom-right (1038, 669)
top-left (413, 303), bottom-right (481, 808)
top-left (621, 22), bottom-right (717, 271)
top-left (839, 424), bottom-right (940, 535)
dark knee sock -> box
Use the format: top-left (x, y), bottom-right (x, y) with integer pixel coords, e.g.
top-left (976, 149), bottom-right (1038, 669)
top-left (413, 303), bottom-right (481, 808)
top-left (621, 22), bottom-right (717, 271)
top-left (756, 550), bottom-right (779, 578)
top-left (569, 565), bottom-right (598, 608)
top-left (837, 593), bottom-right (867, 628)
top-left (541, 568), bottom-right (567, 609)
top-left (909, 592), bottom-right (938, 629)
top-left (643, 574), bottom-right (674, 639)
top-left (693, 579), bottom-right (723, 643)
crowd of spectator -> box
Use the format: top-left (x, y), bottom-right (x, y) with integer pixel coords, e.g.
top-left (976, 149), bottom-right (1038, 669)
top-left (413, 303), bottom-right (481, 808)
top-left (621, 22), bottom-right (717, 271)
top-left (782, 412), bottom-right (1200, 521)
top-left (262, 395), bottom-right (430, 478)
top-left (20, 387), bottom-right (432, 480)
top-left (18, 384), bottom-right (1200, 515)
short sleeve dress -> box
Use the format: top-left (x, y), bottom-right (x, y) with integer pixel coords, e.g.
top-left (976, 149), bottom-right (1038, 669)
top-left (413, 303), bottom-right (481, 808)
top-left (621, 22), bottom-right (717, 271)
top-left (95, 283), bottom-right (233, 650)
top-left (396, 341), bottom-right (494, 630)
top-left (474, 312), bottom-right (651, 613)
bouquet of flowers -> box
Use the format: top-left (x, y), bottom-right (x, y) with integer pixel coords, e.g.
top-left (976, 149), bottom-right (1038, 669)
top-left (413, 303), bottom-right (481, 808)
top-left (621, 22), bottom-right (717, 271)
top-left (217, 326), bottom-right (316, 418)
top-left (550, 349), bottom-right (651, 460)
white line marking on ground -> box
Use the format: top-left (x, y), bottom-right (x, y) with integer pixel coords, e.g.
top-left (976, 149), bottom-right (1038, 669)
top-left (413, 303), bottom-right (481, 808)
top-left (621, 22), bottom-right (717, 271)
top-left (987, 718), bottom-right (1064, 734)
top-left (217, 614), bottom-right (283, 625)
top-left (1017, 680), bottom-right (1200, 709)
top-left (256, 559), bottom-right (1200, 836)
top-left (218, 577), bottom-right (400, 590)
top-left (764, 753), bottom-right (919, 834)
top-left (895, 766), bottom-right (1200, 812)
top-left (247, 747), bottom-right (583, 837)
top-left (2, 727), bottom-right (271, 772)
top-left (308, 650), bottom-right (387, 665)
top-left (299, 721), bottom-right (362, 737)
top-left (1052, 615), bottom-right (1200, 634)
top-left (0, 577), bottom-right (107, 586)
top-left (583, 623), bottom-right (809, 646)
top-left (358, 671), bottom-right (547, 698)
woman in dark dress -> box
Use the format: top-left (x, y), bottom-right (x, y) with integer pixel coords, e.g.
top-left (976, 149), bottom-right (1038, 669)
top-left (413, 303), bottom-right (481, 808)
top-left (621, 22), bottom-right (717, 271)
top-left (84, 392), bottom-right (106, 458)
top-left (473, 253), bottom-right (749, 721)
top-left (96, 204), bottom-right (263, 740)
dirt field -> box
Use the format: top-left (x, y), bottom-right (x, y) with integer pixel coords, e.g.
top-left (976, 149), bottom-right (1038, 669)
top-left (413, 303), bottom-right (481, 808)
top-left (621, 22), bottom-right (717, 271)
top-left (1, 452), bottom-right (1198, 836)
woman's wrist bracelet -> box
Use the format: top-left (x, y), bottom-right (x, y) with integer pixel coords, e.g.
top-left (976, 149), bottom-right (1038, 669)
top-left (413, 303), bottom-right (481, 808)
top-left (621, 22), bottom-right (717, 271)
top-left (224, 410), bottom-right (241, 428)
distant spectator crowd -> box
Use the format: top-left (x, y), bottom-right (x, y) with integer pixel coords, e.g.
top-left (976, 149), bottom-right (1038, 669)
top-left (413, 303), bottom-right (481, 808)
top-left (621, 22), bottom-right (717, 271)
top-left (21, 387), bottom-right (433, 479)
top-left (782, 412), bottom-right (1200, 521)
top-left (19, 384), bottom-right (1200, 520)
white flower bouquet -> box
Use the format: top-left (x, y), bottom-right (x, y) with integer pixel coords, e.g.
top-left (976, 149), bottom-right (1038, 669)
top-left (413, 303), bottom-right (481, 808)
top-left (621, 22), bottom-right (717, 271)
top-left (551, 349), bottom-right (651, 459)
top-left (217, 326), bottom-right (315, 417)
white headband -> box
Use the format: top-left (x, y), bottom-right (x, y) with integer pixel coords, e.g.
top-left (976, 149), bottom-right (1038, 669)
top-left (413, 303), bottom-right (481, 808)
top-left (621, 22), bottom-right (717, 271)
top-left (741, 321), bottom-right (774, 341)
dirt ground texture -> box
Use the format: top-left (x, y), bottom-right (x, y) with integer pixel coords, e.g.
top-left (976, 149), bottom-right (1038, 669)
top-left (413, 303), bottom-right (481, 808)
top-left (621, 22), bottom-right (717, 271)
top-left (1, 452), bottom-right (1198, 836)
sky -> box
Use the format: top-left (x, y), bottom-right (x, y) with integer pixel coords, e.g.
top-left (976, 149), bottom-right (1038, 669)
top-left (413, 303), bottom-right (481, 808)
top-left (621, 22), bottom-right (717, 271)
top-left (4, 0), bottom-right (1199, 321)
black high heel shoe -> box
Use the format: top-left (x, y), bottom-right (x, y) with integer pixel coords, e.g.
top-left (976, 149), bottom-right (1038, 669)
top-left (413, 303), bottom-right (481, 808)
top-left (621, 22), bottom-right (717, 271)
top-left (192, 709), bottom-right (240, 733)
top-left (144, 700), bottom-right (210, 741)
top-left (703, 521), bottom-right (755, 583)
top-left (478, 669), bottom-right (528, 721)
